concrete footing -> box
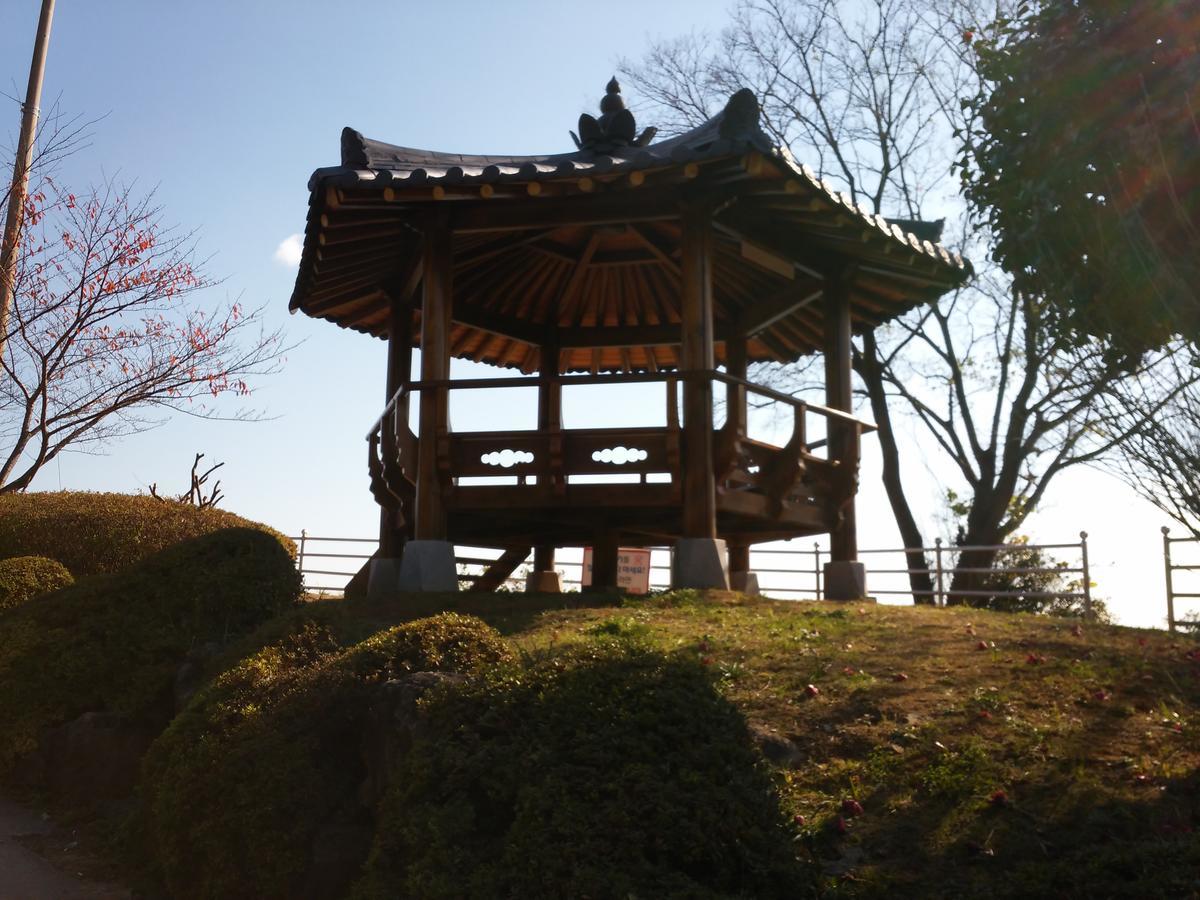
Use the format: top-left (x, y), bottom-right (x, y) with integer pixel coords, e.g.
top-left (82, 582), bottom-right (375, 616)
top-left (671, 538), bottom-right (730, 590)
top-left (366, 558), bottom-right (404, 602)
top-left (397, 540), bottom-right (459, 593)
top-left (730, 571), bottom-right (760, 596)
top-left (525, 570), bottom-right (563, 593)
top-left (823, 561), bottom-right (868, 601)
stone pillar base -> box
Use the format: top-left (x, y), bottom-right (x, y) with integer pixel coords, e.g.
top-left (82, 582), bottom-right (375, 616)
top-left (823, 561), bottom-right (868, 601)
top-left (730, 571), bottom-right (760, 596)
top-left (671, 538), bottom-right (730, 590)
top-left (366, 558), bottom-right (404, 601)
top-left (398, 541), bottom-right (459, 593)
top-left (525, 571), bottom-right (563, 593)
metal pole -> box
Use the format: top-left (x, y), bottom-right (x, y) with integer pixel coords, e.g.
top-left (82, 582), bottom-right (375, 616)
top-left (297, 529), bottom-right (308, 587)
top-left (934, 538), bottom-right (944, 607)
top-left (814, 542), bottom-right (822, 599)
top-left (0, 0), bottom-right (56, 364)
top-left (1079, 531), bottom-right (1092, 622)
top-left (1162, 526), bottom-right (1176, 633)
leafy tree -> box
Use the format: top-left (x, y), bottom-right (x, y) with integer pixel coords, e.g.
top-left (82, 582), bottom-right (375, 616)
top-left (962, 0), bottom-right (1200, 354)
top-left (0, 121), bottom-right (283, 492)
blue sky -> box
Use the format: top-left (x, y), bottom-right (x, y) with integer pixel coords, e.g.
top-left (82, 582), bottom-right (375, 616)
top-left (1, 0), bottom-right (1182, 627)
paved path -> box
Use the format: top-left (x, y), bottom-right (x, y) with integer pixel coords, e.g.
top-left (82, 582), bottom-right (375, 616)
top-left (0, 797), bottom-right (129, 899)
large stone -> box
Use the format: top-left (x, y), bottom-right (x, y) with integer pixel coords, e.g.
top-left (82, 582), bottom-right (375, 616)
top-left (358, 672), bottom-right (464, 808)
top-left (366, 557), bottom-right (404, 601)
top-left (525, 570), bottom-right (563, 593)
top-left (730, 571), bottom-right (760, 596)
top-left (824, 560), bottom-right (869, 601)
top-left (671, 538), bottom-right (730, 590)
top-left (397, 541), bottom-right (458, 593)
top-left (37, 712), bottom-right (155, 811)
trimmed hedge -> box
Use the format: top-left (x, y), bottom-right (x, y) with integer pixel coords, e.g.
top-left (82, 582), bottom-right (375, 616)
top-left (0, 528), bottom-right (301, 772)
top-left (356, 641), bottom-right (813, 899)
top-left (0, 556), bottom-right (73, 611)
top-left (138, 614), bottom-right (514, 900)
top-left (0, 491), bottom-right (295, 577)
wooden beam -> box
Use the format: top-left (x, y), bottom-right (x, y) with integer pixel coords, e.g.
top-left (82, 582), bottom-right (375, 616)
top-left (628, 223), bottom-right (682, 277)
top-left (680, 203), bottom-right (718, 539)
top-left (735, 285), bottom-right (824, 337)
top-left (451, 189), bottom-right (680, 233)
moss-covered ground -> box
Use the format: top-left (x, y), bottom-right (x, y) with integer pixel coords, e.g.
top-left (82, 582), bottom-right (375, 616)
top-left (345, 589), bottom-right (1200, 898)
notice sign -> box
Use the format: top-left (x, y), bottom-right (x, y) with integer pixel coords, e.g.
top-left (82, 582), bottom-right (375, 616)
top-left (581, 547), bottom-right (652, 595)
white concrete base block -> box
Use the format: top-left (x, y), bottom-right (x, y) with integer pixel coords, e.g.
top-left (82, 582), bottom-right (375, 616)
top-left (671, 538), bottom-right (730, 590)
top-left (823, 561), bottom-right (868, 601)
top-left (397, 541), bottom-right (459, 593)
top-left (366, 558), bottom-right (404, 601)
top-left (731, 571), bottom-right (760, 596)
top-left (525, 571), bottom-right (563, 593)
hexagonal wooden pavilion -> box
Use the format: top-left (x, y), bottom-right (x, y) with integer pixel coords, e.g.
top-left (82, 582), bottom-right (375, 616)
top-left (289, 80), bottom-right (968, 597)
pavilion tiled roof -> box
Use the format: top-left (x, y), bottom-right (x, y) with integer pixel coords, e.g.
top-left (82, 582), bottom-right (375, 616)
top-left (289, 83), bottom-right (970, 373)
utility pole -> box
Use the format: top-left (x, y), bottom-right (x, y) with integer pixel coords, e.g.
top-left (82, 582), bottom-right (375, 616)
top-left (0, 0), bottom-right (57, 363)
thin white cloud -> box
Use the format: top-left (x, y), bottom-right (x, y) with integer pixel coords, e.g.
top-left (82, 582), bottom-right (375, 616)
top-left (273, 233), bottom-right (304, 267)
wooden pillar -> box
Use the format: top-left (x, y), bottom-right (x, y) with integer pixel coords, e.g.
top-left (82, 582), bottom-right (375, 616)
top-left (379, 298), bottom-right (413, 556)
top-left (589, 530), bottom-right (620, 591)
top-left (824, 269), bottom-right (857, 562)
top-left (680, 204), bottom-right (717, 539)
top-left (728, 543), bottom-right (750, 575)
top-left (725, 333), bottom-right (748, 437)
top-left (535, 338), bottom-right (560, 566)
top-left (414, 213), bottom-right (452, 541)
top-left (534, 545), bottom-right (555, 572)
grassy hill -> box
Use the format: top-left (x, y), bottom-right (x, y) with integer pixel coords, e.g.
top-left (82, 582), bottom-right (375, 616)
top-left (363, 590), bottom-right (1200, 898)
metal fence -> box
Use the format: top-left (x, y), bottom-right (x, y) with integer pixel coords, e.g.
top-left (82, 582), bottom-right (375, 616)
top-left (291, 530), bottom-right (1093, 616)
top-left (1161, 526), bottom-right (1200, 633)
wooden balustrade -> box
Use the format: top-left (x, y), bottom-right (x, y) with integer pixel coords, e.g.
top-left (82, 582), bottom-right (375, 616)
top-left (366, 371), bottom-right (871, 537)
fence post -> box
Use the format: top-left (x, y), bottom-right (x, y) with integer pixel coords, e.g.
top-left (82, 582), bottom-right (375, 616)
top-left (814, 542), bottom-right (822, 600)
top-left (934, 538), bottom-right (944, 607)
top-left (1079, 531), bottom-right (1092, 622)
top-left (1162, 526), bottom-right (1176, 633)
top-left (297, 529), bottom-right (307, 588)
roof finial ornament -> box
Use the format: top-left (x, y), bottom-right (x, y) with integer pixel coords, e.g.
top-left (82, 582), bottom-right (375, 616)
top-left (571, 76), bottom-right (657, 152)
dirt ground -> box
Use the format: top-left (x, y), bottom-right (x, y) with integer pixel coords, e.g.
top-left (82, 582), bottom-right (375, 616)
top-left (0, 796), bottom-right (129, 899)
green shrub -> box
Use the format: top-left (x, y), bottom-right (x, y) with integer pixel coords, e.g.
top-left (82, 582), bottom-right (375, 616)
top-left (138, 613), bottom-right (513, 900)
top-left (0, 491), bottom-right (294, 577)
top-left (355, 641), bottom-right (812, 899)
top-left (0, 556), bottom-right (73, 611)
top-left (0, 528), bottom-right (300, 771)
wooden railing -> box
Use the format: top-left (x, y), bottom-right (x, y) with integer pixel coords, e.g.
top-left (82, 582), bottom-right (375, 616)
top-left (366, 371), bottom-right (875, 519)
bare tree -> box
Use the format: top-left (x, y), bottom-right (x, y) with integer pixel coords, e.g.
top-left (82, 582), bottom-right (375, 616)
top-left (1102, 351), bottom-right (1200, 539)
top-left (0, 126), bottom-right (283, 493)
top-left (624, 0), bottom-right (1194, 602)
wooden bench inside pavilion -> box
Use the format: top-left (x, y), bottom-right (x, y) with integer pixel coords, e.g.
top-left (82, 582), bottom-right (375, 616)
top-left (289, 79), bottom-right (968, 597)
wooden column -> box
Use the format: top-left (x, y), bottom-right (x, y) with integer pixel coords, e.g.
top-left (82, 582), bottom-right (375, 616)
top-left (824, 269), bottom-right (857, 561)
top-left (680, 204), bottom-right (717, 539)
top-left (379, 298), bottom-right (413, 556)
top-left (725, 333), bottom-right (748, 437)
top-left (414, 213), bottom-right (452, 541)
top-left (535, 338), bottom-right (561, 565)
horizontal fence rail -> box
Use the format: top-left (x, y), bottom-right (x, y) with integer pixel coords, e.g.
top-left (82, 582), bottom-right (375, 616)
top-left (290, 530), bottom-right (1095, 618)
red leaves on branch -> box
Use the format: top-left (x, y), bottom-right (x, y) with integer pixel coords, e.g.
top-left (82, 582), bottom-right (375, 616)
top-left (0, 171), bottom-right (284, 494)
